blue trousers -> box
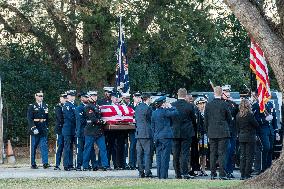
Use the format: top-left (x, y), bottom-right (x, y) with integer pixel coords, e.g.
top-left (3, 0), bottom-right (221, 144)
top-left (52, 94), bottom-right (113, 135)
top-left (83, 135), bottom-right (109, 169)
top-left (156, 139), bottom-right (172, 179)
top-left (30, 135), bottom-right (48, 166)
top-left (55, 134), bottom-right (64, 167)
top-left (225, 137), bottom-right (236, 174)
top-left (128, 131), bottom-right (137, 167)
top-left (76, 137), bottom-right (84, 168)
top-left (258, 127), bottom-right (273, 171)
top-left (63, 135), bottom-right (75, 168)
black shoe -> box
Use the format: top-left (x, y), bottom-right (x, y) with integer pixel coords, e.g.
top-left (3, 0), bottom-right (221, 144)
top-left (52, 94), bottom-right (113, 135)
top-left (82, 168), bottom-right (89, 171)
top-left (64, 167), bottom-right (71, 171)
top-left (76, 167), bottom-right (82, 171)
top-left (210, 173), bottom-right (217, 180)
top-left (100, 167), bottom-right (107, 171)
top-left (181, 174), bottom-right (194, 179)
top-left (199, 171), bottom-right (208, 176)
top-left (43, 164), bottom-right (50, 169)
top-left (227, 173), bottom-right (235, 179)
top-left (240, 177), bottom-right (246, 180)
top-left (175, 175), bottom-right (182, 179)
top-left (54, 166), bottom-right (61, 170)
top-left (188, 171), bottom-right (198, 177)
top-left (145, 172), bottom-right (154, 178)
top-left (220, 176), bottom-right (229, 180)
top-left (31, 165), bottom-right (38, 169)
top-left (139, 172), bottom-right (145, 178)
top-left (251, 170), bottom-right (261, 175)
top-left (69, 167), bottom-right (76, 171)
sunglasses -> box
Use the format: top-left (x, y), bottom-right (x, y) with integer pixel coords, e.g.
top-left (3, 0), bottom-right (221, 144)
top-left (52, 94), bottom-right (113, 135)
top-left (37, 95), bottom-right (43, 97)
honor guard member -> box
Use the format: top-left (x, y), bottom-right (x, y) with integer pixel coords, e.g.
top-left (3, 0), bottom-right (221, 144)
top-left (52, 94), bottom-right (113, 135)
top-left (204, 86), bottom-right (232, 180)
top-left (54, 93), bottom-right (67, 170)
top-left (83, 91), bottom-right (109, 171)
top-left (62, 90), bottom-right (77, 171)
top-left (151, 96), bottom-right (179, 179)
top-left (135, 93), bottom-right (153, 178)
top-left (27, 91), bottom-right (49, 169)
top-left (127, 92), bottom-right (142, 170)
top-left (252, 100), bottom-right (278, 172)
top-left (75, 92), bottom-right (89, 171)
top-left (97, 87), bottom-right (113, 105)
top-left (171, 88), bottom-right (197, 179)
top-left (222, 85), bottom-right (239, 178)
top-left (194, 96), bottom-right (209, 176)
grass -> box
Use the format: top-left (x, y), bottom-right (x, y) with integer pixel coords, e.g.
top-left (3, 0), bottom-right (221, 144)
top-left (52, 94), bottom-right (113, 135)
top-left (0, 178), bottom-right (241, 189)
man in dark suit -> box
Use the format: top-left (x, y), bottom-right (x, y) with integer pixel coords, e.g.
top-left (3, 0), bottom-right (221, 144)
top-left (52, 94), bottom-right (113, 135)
top-left (171, 88), bottom-right (197, 179)
top-left (135, 93), bottom-right (153, 178)
top-left (204, 86), bottom-right (232, 180)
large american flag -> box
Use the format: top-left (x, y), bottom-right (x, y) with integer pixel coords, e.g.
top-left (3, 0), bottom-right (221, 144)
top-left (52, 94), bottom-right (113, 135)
top-left (100, 105), bottom-right (135, 124)
top-left (250, 39), bottom-right (271, 112)
top-left (115, 17), bottom-right (130, 93)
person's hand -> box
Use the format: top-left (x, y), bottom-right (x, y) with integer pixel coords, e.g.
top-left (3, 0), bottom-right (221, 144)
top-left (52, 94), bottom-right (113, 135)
top-left (265, 115), bottom-right (273, 121)
top-left (33, 129), bottom-right (39, 135)
top-left (276, 133), bottom-right (281, 141)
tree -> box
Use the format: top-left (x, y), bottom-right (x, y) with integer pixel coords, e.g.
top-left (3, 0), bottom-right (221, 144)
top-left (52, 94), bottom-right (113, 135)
top-left (222, 0), bottom-right (284, 187)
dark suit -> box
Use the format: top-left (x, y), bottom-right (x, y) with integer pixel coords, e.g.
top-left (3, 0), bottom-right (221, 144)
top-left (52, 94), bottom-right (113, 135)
top-left (171, 99), bottom-right (196, 177)
top-left (152, 107), bottom-right (178, 179)
top-left (236, 112), bottom-right (259, 178)
top-left (135, 102), bottom-right (153, 176)
top-left (204, 98), bottom-right (232, 178)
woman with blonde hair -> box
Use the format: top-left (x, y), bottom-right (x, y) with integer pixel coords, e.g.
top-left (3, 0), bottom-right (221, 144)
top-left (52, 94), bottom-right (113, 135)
top-left (236, 99), bottom-right (259, 180)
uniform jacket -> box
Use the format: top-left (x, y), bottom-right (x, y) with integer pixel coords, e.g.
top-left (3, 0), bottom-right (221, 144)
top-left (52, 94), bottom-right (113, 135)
top-left (236, 112), bottom-right (259, 142)
top-left (135, 102), bottom-right (153, 139)
top-left (171, 99), bottom-right (197, 139)
top-left (204, 98), bottom-right (232, 138)
top-left (62, 101), bottom-right (76, 136)
top-left (252, 101), bottom-right (277, 136)
top-left (54, 103), bottom-right (64, 135)
top-left (223, 99), bottom-right (239, 137)
top-left (27, 102), bottom-right (49, 136)
top-left (75, 103), bottom-right (87, 138)
top-left (97, 98), bottom-right (112, 106)
top-left (151, 107), bottom-right (178, 140)
top-left (84, 102), bottom-right (104, 137)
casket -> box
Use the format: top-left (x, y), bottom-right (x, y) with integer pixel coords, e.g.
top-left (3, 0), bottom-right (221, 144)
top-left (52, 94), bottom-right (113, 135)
top-left (100, 105), bottom-right (135, 130)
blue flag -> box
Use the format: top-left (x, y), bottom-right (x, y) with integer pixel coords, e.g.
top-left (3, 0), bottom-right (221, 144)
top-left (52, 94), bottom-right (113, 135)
top-left (115, 17), bottom-right (130, 93)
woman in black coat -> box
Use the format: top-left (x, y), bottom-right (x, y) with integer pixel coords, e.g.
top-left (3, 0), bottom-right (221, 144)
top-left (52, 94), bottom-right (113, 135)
top-left (236, 99), bottom-right (259, 180)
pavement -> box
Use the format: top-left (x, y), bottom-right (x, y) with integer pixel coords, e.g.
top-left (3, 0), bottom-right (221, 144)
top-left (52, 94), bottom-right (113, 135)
top-left (0, 163), bottom-right (242, 180)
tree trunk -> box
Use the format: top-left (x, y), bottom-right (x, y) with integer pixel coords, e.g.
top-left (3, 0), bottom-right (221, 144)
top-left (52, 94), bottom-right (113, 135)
top-left (223, 0), bottom-right (284, 187)
top-left (223, 0), bottom-right (284, 93)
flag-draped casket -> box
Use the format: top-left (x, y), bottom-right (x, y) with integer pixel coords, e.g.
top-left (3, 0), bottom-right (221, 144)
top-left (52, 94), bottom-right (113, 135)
top-left (100, 105), bottom-right (135, 130)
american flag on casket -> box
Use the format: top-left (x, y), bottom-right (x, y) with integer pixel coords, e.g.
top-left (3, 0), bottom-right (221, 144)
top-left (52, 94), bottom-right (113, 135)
top-left (100, 105), bottom-right (135, 125)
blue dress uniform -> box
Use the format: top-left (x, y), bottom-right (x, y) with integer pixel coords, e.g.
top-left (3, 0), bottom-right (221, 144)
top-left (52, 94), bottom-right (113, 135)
top-left (75, 102), bottom-right (87, 170)
top-left (151, 96), bottom-right (178, 179)
top-left (252, 101), bottom-right (277, 172)
top-left (62, 100), bottom-right (77, 171)
top-left (27, 101), bottom-right (49, 169)
top-left (54, 102), bottom-right (64, 169)
top-left (82, 102), bottom-right (109, 170)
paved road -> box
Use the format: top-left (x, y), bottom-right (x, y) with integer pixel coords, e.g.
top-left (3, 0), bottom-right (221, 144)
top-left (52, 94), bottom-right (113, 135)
top-left (0, 164), bottom-right (241, 180)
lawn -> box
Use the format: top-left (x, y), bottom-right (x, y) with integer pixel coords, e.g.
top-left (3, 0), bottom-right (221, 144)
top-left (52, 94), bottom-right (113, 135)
top-left (0, 178), bottom-right (241, 189)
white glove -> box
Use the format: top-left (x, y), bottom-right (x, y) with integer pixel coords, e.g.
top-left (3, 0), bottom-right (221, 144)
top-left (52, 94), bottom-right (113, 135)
top-left (33, 129), bottom-right (39, 135)
top-left (265, 115), bottom-right (273, 121)
top-left (276, 133), bottom-right (281, 141)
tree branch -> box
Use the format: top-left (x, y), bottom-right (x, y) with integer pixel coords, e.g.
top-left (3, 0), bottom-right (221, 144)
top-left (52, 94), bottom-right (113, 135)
top-left (0, 2), bottom-right (70, 77)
